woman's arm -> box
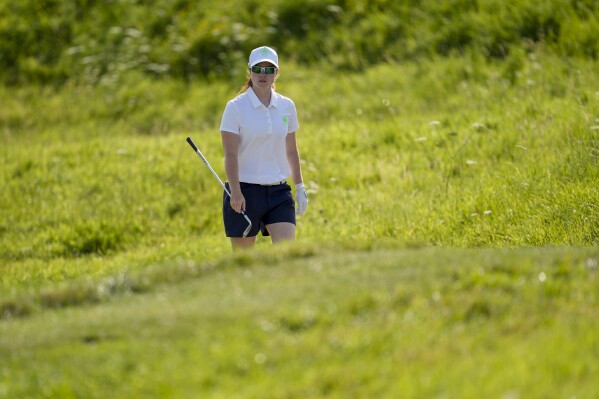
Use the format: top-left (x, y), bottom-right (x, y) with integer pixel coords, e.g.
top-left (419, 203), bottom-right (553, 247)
top-left (221, 131), bottom-right (245, 213)
top-left (286, 132), bottom-right (308, 214)
top-left (286, 132), bottom-right (303, 185)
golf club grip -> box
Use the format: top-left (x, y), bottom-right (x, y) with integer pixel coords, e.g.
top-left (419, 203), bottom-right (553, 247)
top-left (186, 137), bottom-right (199, 152)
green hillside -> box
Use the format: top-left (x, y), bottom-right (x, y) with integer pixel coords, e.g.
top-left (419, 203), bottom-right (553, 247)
top-left (1, 1), bottom-right (598, 397)
top-left (1, 0), bottom-right (598, 85)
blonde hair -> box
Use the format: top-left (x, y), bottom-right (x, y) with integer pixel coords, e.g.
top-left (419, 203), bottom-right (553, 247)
top-left (237, 68), bottom-right (277, 95)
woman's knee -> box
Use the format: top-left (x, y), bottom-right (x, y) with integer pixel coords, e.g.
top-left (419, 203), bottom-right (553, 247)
top-left (266, 222), bottom-right (295, 243)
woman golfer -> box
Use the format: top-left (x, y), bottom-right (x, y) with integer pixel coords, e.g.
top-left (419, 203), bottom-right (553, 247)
top-left (219, 46), bottom-right (308, 250)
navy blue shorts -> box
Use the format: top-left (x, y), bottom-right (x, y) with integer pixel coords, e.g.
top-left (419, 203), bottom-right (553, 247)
top-left (223, 182), bottom-right (295, 237)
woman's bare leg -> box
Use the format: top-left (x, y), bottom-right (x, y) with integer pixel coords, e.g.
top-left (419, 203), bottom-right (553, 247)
top-left (266, 222), bottom-right (296, 244)
top-left (230, 236), bottom-right (257, 250)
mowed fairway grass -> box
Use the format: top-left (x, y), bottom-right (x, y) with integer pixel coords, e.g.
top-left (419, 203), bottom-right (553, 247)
top-left (1, 50), bottom-right (598, 397)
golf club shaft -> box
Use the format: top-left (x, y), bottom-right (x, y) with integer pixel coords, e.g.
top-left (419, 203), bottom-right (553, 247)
top-left (186, 137), bottom-right (230, 195)
top-left (186, 137), bottom-right (252, 236)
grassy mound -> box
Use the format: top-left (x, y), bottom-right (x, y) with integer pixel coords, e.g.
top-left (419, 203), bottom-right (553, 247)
top-left (1, 246), bottom-right (597, 397)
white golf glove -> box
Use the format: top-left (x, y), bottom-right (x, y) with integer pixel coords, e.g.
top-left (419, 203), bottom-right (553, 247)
top-left (295, 183), bottom-right (308, 215)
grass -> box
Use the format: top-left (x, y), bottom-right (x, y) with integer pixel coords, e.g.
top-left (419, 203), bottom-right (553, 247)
top-left (2, 50), bottom-right (598, 302)
top-left (1, 47), bottom-right (598, 397)
top-left (1, 246), bottom-right (598, 398)
top-left (3, 0), bottom-right (598, 85)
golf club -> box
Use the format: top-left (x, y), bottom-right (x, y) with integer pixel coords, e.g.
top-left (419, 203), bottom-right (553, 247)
top-left (186, 137), bottom-right (252, 237)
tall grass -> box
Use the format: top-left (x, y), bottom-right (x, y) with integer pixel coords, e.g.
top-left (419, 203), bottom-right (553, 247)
top-left (1, 3), bottom-right (598, 395)
top-left (1, 0), bottom-right (598, 85)
top-left (1, 50), bottom-right (598, 315)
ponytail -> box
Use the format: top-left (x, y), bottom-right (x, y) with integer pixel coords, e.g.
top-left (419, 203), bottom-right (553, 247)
top-left (237, 77), bottom-right (252, 95)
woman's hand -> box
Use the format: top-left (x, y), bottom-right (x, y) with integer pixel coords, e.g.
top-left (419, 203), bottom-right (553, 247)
top-left (230, 189), bottom-right (246, 213)
top-left (295, 183), bottom-right (308, 214)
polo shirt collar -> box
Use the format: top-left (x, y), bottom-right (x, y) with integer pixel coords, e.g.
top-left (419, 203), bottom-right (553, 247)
top-left (248, 87), bottom-right (278, 108)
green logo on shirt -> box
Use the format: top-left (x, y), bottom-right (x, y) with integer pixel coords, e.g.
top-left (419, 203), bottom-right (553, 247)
top-left (283, 116), bottom-right (288, 124)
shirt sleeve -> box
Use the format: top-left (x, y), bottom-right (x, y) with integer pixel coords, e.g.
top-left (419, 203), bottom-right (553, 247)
top-left (288, 100), bottom-right (300, 133)
top-left (220, 101), bottom-right (240, 134)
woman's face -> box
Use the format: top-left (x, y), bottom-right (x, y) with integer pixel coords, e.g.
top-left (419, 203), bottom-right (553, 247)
top-left (250, 62), bottom-right (277, 90)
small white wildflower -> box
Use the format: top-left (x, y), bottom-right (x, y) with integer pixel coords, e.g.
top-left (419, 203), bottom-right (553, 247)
top-left (327, 4), bottom-right (343, 14)
top-left (538, 272), bottom-right (546, 283)
top-left (306, 182), bottom-right (319, 194)
top-left (484, 210), bottom-right (492, 215)
top-left (415, 137), bottom-right (427, 142)
top-left (126, 28), bottom-right (142, 38)
top-left (109, 27), bottom-right (123, 35)
top-left (466, 160), bottom-right (477, 165)
top-left (429, 120), bottom-right (441, 126)
top-left (65, 46), bottom-right (81, 55)
top-left (260, 320), bottom-right (275, 331)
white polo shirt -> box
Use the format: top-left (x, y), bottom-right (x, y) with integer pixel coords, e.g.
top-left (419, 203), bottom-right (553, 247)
top-left (220, 87), bottom-right (300, 184)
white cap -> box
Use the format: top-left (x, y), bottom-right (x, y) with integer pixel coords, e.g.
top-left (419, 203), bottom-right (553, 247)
top-left (248, 46), bottom-right (279, 68)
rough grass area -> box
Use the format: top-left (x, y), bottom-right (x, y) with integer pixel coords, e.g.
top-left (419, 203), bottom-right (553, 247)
top-left (1, 52), bottom-right (598, 322)
top-left (1, 5), bottom-right (598, 396)
top-left (1, 0), bottom-right (598, 85)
